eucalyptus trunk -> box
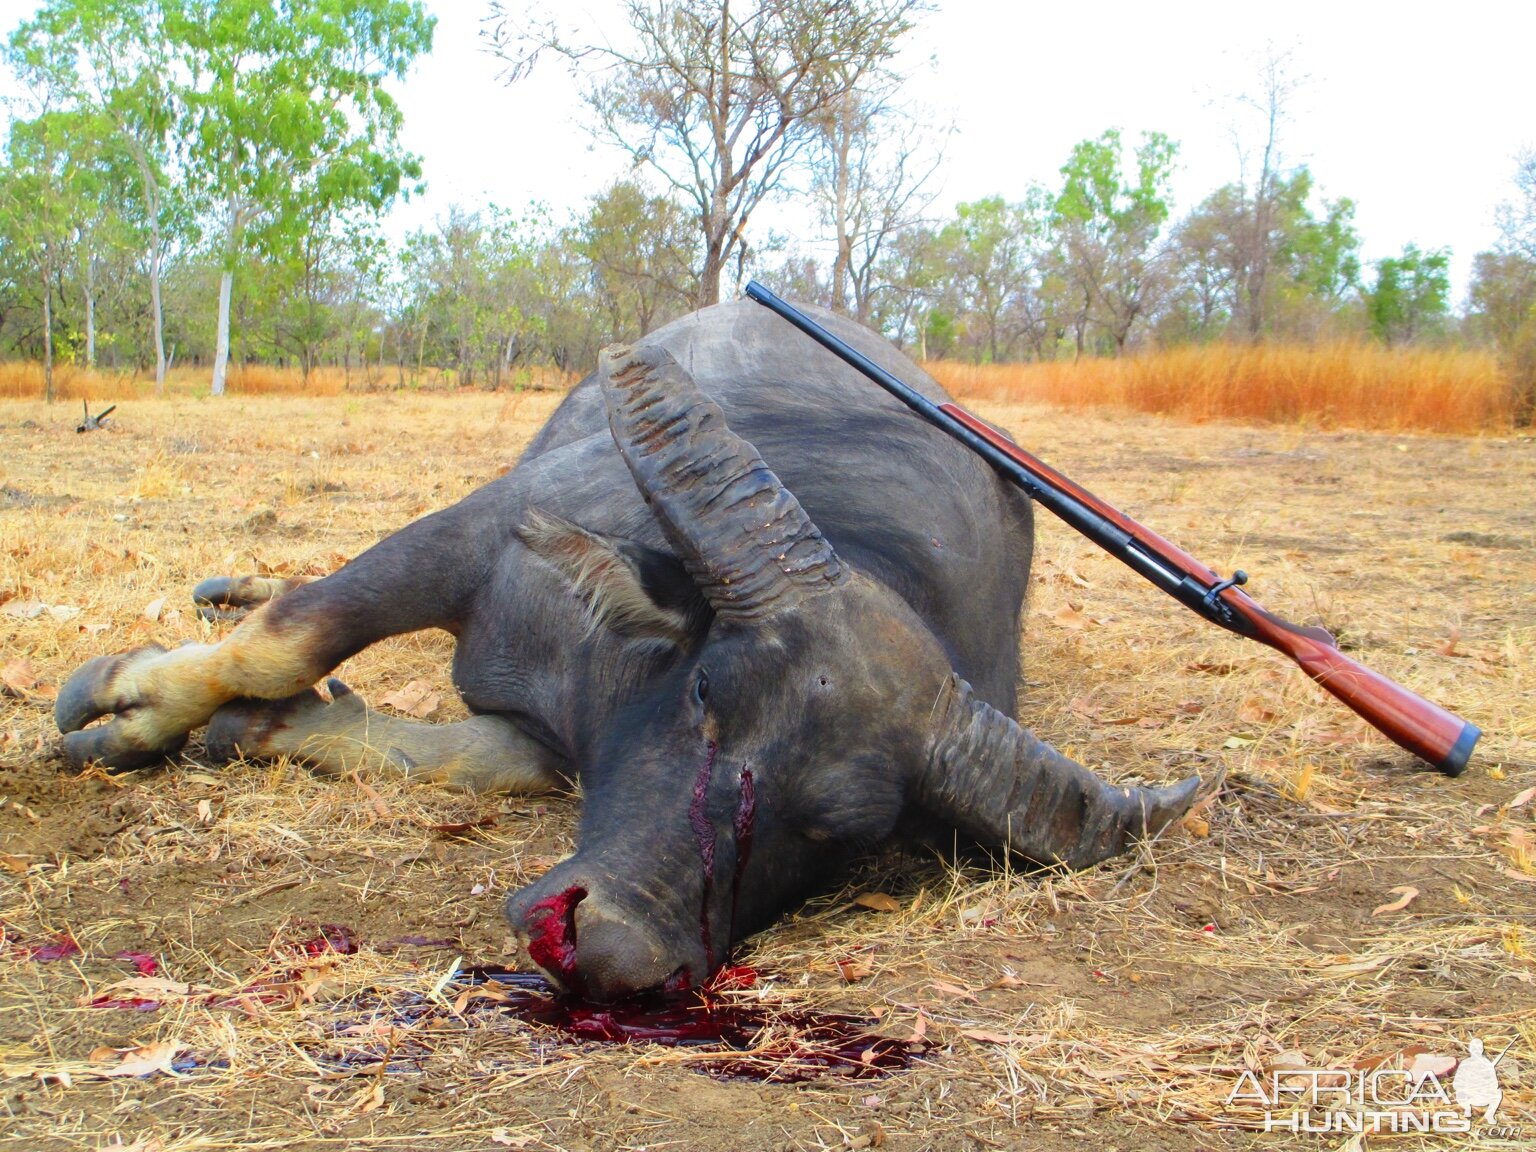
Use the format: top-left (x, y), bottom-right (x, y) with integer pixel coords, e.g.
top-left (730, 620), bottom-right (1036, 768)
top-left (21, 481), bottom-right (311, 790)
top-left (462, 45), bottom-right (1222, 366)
top-left (211, 269), bottom-right (233, 396)
top-left (41, 268), bottom-right (55, 405)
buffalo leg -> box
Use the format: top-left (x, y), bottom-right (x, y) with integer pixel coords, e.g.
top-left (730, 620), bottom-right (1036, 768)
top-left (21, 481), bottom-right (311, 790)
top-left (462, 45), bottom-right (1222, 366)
top-left (193, 574), bottom-right (313, 623)
top-left (56, 508), bottom-right (501, 772)
top-left (205, 679), bottom-right (563, 793)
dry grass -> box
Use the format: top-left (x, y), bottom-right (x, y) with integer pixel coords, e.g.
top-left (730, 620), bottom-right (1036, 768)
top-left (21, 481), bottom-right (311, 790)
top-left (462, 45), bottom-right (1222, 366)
top-left (0, 362), bottom-right (576, 400)
top-left (927, 342), bottom-right (1516, 434)
top-left (1, 389), bottom-right (1533, 1151)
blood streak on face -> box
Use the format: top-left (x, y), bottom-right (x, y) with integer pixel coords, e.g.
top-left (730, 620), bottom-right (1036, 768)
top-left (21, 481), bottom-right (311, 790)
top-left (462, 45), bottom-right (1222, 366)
top-left (728, 767), bottom-right (756, 945)
top-left (687, 742), bottom-right (720, 967)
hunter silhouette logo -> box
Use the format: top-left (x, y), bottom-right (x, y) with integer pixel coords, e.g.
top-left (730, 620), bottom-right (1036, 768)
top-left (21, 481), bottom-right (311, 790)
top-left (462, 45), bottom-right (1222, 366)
top-left (1226, 1035), bottom-right (1517, 1134)
top-left (1452, 1038), bottom-right (1505, 1123)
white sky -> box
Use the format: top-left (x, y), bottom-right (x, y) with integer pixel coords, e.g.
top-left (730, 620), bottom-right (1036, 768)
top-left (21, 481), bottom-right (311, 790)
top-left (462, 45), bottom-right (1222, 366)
top-left (389, 1), bottom-right (1533, 304)
top-left (3, 0), bottom-right (1531, 303)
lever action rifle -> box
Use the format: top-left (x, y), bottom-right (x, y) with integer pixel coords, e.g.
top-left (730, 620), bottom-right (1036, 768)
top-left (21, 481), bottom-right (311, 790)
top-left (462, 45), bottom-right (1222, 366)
top-left (745, 281), bottom-right (1480, 776)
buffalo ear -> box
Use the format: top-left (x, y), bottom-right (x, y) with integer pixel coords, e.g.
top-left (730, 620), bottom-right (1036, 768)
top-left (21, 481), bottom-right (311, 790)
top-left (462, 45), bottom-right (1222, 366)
top-left (519, 509), bottom-right (707, 644)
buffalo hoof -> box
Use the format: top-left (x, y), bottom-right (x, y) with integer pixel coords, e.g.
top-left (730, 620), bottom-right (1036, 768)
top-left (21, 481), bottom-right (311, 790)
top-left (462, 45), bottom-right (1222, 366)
top-left (205, 678), bottom-right (363, 764)
top-left (55, 645), bottom-right (192, 772)
top-left (194, 574), bottom-right (307, 624)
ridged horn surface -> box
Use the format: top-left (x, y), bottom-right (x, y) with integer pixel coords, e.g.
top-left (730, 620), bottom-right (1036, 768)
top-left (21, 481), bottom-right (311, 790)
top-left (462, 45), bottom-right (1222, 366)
top-left (919, 675), bottom-right (1204, 869)
top-left (600, 342), bottom-right (847, 624)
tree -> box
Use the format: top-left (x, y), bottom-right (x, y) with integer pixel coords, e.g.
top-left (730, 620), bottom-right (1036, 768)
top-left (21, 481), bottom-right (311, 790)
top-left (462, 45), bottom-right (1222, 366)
top-left (0, 110), bottom-right (108, 401)
top-left (938, 195), bottom-right (1050, 363)
top-left (806, 64), bottom-right (944, 321)
top-left (1496, 149), bottom-right (1536, 262)
top-left (10, 0), bottom-right (184, 389)
top-left (577, 181), bottom-right (697, 339)
top-left (491, 0), bottom-right (926, 307)
top-left (1226, 47), bottom-right (1305, 340)
top-left (170, 0), bottom-right (434, 394)
top-left (871, 221), bottom-right (944, 355)
top-left (1051, 129), bottom-right (1177, 356)
top-left (1364, 244), bottom-right (1449, 346)
top-left (1163, 168), bottom-right (1359, 343)
top-left (1470, 152), bottom-right (1536, 424)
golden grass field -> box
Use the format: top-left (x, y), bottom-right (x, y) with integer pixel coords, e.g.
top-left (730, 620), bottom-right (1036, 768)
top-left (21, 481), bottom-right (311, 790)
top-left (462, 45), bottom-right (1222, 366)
top-left (1, 382), bottom-right (1533, 1152)
top-left (927, 343), bottom-right (1516, 434)
top-left (2, 339), bottom-right (1524, 435)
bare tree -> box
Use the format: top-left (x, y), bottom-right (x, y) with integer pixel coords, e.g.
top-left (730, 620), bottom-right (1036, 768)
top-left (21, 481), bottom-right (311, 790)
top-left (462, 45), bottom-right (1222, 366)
top-left (489, 0), bottom-right (927, 307)
top-left (1497, 148), bottom-right (1536, 262)
top-left (810, 86), bottom-right (946, 323)
top-left (1229, 46), bottom-right (1305, 340)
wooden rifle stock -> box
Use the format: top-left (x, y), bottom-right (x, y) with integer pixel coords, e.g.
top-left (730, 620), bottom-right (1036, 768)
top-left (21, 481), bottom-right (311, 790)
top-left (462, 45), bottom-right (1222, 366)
top-left (744, 281), bottom-right (1480, 775)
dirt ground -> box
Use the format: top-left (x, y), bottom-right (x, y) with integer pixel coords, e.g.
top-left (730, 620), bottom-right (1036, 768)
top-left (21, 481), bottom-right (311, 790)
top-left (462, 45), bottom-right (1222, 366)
top-left (1, 387), bottom-right (1532, 1152)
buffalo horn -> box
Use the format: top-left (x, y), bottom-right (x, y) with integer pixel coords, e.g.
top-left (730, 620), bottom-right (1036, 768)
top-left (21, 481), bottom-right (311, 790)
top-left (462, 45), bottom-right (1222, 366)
top-left (599, 342), bottom-right (847, 623)
top-left (918, 675), bottom-right (1205, 869)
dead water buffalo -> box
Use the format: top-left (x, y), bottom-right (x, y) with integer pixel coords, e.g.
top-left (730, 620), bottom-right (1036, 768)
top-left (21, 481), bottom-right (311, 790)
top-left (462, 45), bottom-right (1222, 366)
top-left (55, 300), bottom-right (1201, 1000)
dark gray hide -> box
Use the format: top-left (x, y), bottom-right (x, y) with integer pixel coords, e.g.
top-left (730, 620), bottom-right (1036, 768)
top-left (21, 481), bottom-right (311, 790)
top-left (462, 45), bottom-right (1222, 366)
top-left (56, 301), bottom-right (1199, 999)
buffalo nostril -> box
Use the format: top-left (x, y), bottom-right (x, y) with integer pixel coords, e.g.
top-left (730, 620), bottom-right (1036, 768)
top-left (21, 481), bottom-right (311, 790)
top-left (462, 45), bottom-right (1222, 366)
top-left (522, 885), bottom-right (588, 996)
top-left (508, 877), bottom-right (695, 1001)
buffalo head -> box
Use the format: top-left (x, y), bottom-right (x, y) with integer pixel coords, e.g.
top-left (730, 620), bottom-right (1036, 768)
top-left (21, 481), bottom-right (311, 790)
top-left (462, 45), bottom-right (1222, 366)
top-left (505, 343), bottom-right (1201, 1000)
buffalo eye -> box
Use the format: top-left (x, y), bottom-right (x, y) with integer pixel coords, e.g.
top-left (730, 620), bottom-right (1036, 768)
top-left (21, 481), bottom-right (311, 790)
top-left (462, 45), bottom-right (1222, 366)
top-left (692, 669), bottom-right (710, 705)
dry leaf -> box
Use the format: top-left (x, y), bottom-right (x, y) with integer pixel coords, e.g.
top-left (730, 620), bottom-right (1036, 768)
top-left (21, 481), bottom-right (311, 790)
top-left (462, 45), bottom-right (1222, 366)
top-left (1180, 813), bottom-right (1210, 838)
top-left (1053, 603), bottom-right (1088, 631)
top-left (961, 1029), bottom-right (1014, 1044)
top-left (97, 977), bottom-right (192, 999)
top-left (853, 892), bottom-right (901, 913)
top-left (489, 1129), bottom-right (536, 1148)
top-left (197, 798), bottom-right (215, 825)
top-left (1408, 1052), bottom-right (1457, 1083)
top-left (1, 659), bottom-right (37, 695)
top-left (908, 1012), bottom-right (927, 1045)
top-left (838, 958), bottom-right (873, 982)
top-left (143, 596), bottom-right (166, 622)
top-left (453, 985), bottom-right (512, 1014)
top-left (1237, 697), bottom-right (1278, 724)
top-left (1371, 886), bottom-right (1420, 917)
top-left (1186, 661), bottom-right (1236, 675)
top-left (1436, 627), bottom-right (1460, 657)
top-left (1, 600), bottom-right (45, 619)
top-left (92, 1040), bottom-right (183, 1078)
top-left (927, 980), bottom-right (978, 1001)
top-left (1507, 786), bottom-right (1536, 810)
top-left (1315, 957), bottom-right (1387, 978)
top-left (380, 680), bottom-right (441, 719)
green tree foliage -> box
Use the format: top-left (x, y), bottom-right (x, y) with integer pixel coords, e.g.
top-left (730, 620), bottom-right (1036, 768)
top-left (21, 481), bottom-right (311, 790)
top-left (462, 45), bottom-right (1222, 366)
top-left (1162, 168), bottom-right (1359, 343)
top-left (170, 0), bottom-right (434, 394)
top-left (1365, 244), bottom-right (1450, 346)
top-left (577, 181), bottom-right (698, 340)
top-left (10, 0), bottom-right (183, 388)
top-left (937, 194), bottom-right (1051, 363)
top-left (1051, 129), bottom-right (1177, 357)
top-left (0, 109), bottom-right (112, 400)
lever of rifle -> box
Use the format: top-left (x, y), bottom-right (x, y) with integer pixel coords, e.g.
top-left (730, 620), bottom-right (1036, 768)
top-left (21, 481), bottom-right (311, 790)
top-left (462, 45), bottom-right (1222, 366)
top-left (1203, 569), bottom-right (1248, 614)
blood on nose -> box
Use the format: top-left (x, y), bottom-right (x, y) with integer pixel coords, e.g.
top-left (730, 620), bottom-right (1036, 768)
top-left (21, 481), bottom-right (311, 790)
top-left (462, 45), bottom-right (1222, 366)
top-left (523, 885), bottom-right (587, 997)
